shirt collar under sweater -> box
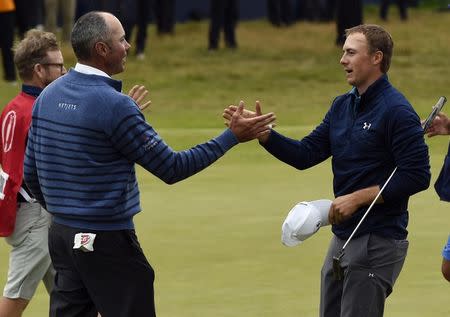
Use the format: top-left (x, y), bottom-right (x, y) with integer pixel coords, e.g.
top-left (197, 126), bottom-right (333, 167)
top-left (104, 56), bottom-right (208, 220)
top-left (74, 63), bottom-right (111, 78)
top-left (68, 67), bottom-right (122, 93)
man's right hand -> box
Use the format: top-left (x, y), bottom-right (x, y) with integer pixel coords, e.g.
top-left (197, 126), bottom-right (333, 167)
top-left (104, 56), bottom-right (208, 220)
top-left (227, 101), bottom-right (276, 143)
top-left (224, 100), bottom-right (274, 143)
top-left (425, 112), bottom-right (450, 137)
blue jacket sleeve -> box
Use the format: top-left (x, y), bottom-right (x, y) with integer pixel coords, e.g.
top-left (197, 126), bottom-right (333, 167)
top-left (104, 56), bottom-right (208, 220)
top-left (106, 97), bottom-right (239, 184)
top-left (23, 120), bottom-right (47, 208)
top-left (261, 111), bottom-right (331, 170)
top-left (381, 106), bottom-right (431, 202)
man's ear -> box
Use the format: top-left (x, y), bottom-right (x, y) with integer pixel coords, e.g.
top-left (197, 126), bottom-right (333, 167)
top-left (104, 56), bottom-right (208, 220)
top-left (372, 51), bottom-right (383, 66)
top-left (33, 63), bottom-right (46, 80)
top-left (95, 42), bottom-right (109, 57)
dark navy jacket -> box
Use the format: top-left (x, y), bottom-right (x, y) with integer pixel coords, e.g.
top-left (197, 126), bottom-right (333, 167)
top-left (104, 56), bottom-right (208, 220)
top-left (263, 75), bottom-right (430, 240)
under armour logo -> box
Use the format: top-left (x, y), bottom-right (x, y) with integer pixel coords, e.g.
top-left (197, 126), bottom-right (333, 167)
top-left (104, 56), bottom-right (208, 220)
top-left (363, 122), bottom-right (371, 130)
top-left (368, 273), bottom-right (375, 278)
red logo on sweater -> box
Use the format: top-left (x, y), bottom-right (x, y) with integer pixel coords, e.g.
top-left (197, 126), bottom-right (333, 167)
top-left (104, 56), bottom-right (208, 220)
top-left (1, 111), bottom-right (16, 153)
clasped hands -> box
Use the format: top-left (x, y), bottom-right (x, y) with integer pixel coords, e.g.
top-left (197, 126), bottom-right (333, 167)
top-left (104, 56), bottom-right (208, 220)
top-left (223, 100), bottom-right (276, 143)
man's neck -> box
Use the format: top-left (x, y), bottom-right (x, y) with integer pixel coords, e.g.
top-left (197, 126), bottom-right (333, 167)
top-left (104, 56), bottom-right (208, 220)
top-left (356, 72), bottom-right (384, 95)
top-left (76, 61), bottom-right (111, 78)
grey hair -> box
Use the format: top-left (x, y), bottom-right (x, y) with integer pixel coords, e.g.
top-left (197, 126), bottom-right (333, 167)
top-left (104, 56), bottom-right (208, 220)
top-left (71, 11), bottom-right (111, 61)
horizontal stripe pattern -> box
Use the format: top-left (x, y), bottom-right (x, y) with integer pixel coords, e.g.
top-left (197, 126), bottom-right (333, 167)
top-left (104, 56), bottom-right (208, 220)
top-left (24, 70), bottom-right (238, 230)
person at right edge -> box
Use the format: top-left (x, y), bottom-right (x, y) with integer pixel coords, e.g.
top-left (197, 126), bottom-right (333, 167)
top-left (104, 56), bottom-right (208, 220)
top-left (224, 24), bottom-right (430, 316)
top-left (424, 111), bottom-right (450, 282)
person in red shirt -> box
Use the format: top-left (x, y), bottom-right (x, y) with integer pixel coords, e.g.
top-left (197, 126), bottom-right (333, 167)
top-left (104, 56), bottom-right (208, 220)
top-left (0, 29), bottom-right (65, 317)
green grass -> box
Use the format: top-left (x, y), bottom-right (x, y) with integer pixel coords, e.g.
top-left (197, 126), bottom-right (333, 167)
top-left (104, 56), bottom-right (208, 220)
top-left (1, 7), bottom-right (450, 317)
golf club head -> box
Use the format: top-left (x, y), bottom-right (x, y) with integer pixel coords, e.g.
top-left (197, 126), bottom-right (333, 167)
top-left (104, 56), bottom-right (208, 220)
top-left (332, 250), bottom-right (345, 281)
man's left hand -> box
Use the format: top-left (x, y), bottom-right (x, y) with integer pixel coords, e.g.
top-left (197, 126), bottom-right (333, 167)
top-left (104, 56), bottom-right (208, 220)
top-left (128, 85), bottom-right (151, 111)
top-left (329, 193), bottom-right (360, 225)
top-left (329, 185), bottom-right (383, 225)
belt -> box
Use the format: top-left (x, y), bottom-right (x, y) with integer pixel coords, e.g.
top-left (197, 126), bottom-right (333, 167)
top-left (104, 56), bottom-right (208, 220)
top-left (18, 187), bottom-right (36, 203)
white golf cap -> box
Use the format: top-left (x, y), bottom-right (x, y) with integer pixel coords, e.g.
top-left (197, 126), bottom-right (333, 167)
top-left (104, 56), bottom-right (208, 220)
top-left (281, 199), bottom-right (332, 247)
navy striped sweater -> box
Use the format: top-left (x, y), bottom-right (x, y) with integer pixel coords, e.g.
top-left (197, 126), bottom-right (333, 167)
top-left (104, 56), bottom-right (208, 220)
top-left (24, 70), bottom-right (238, 230)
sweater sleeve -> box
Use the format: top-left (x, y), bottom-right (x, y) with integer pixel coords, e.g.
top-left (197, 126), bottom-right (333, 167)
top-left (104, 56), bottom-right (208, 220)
top-left (107, 98), bottom-right (239, 184)
top-left (261, 111), bottom-right (331, 170)
top-left (381, 106), bottom-right (431, 202)
top-left (23, 117), bottom-right (46, 208)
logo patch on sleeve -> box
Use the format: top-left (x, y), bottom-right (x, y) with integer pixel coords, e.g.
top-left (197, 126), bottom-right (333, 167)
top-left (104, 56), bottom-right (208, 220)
top-left (1, 110), bottom-right (16, 153)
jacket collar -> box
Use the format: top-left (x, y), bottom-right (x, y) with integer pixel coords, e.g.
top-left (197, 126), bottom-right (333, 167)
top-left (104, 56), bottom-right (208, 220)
top-left (22, 84), bottom-right (43, 98)
top-left (349, 74), bottom-right (390, 112)
top-left (68, 68), bottom-right (123, 92)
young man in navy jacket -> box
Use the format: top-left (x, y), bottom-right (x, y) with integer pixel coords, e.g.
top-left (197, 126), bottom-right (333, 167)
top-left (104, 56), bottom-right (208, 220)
top-left (225, 24), bottom-right (430, 317)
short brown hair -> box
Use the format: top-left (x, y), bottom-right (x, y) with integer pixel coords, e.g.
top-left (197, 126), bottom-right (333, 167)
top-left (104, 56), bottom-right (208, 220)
top-left (345, 24), bottom-right (394, 73)
top-left (13, 29), bottom-right (60, 81)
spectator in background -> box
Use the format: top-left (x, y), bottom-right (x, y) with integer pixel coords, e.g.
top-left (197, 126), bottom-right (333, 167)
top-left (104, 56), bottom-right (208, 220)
top-left (267, 0), bottom-right (293, 27)
top-left (83, 0), bottom-right (150, 60)
top-left (296, 0), bottom-right (323, 22)
top-left (75, 0), bottom-right (98, 20)
top-left (380, 0), bottom-right (408, 21)
top-left (323, 0), bottom-right (337, 22)
top-left (126, 0), bottom-right (152, 60)
top-left (155, 0), bottom-right (175, 35)
top-left (45, 0), bottom-right (76, 42)
top-left (14, 0), bottom-right (43, 38)
top-left (208, 0), bottom-right (238, 50)
top-left (335, 0), bottom-right (362, 45)
top-left (296, 0), bottom-right (336, 22)
top-left (0, 0), bottom-right (16, 83)
top-left (134, 0), bottom-right (152, 59)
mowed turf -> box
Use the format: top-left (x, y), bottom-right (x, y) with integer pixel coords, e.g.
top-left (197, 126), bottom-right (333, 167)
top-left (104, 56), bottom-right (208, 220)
top-left (0, 6), bottom-right (449, 317)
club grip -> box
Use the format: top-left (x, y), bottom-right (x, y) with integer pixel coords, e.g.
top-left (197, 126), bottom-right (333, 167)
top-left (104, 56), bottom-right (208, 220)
top-left (422, 96), bottom-right (447, 132)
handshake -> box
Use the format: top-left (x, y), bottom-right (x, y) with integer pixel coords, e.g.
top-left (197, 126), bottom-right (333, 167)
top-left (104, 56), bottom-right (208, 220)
top-left (222, 100), bottom-right (276, 143)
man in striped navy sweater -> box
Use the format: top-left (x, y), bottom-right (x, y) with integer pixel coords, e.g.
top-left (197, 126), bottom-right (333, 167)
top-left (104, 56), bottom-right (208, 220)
top-left (23, 11), bottom-right (275, 317)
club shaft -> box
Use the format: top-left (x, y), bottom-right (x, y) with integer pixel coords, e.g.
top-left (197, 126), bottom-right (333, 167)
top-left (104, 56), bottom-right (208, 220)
top-left (342, 166), bottom-right (397, 250)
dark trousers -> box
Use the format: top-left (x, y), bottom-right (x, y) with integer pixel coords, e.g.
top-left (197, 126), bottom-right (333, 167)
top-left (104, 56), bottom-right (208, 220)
top-left (209, 0), bottom-right (238, 49)
top-left (267, 0), bottom-right (293, 26)
top-left (155, 0), bottom-right (175, 34)
top-left (14, 0), bottom-right (42, 37)
top-left (49, 223), bottom-right (156, 317)
top-left (135, 0), bottom-right (152, 53)
top-left (0, 12), bottom-right (16, 82)
top-left (335, 0), bottom-right (362, 46)
top-left (121, 0), bottom-right (151, 54)
top-left (380, 0), bottom-right (408, 20)
top-left (320, 234), bottom-right (408, 317)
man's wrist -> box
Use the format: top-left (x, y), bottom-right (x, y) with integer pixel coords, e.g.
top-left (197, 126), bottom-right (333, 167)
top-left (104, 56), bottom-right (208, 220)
top-left (352, 186), bottom-right (383, 208)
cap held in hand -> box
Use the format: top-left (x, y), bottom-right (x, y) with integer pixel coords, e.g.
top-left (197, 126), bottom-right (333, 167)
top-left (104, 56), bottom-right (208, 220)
top-left (281, 199), bottom-right (332, 247)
